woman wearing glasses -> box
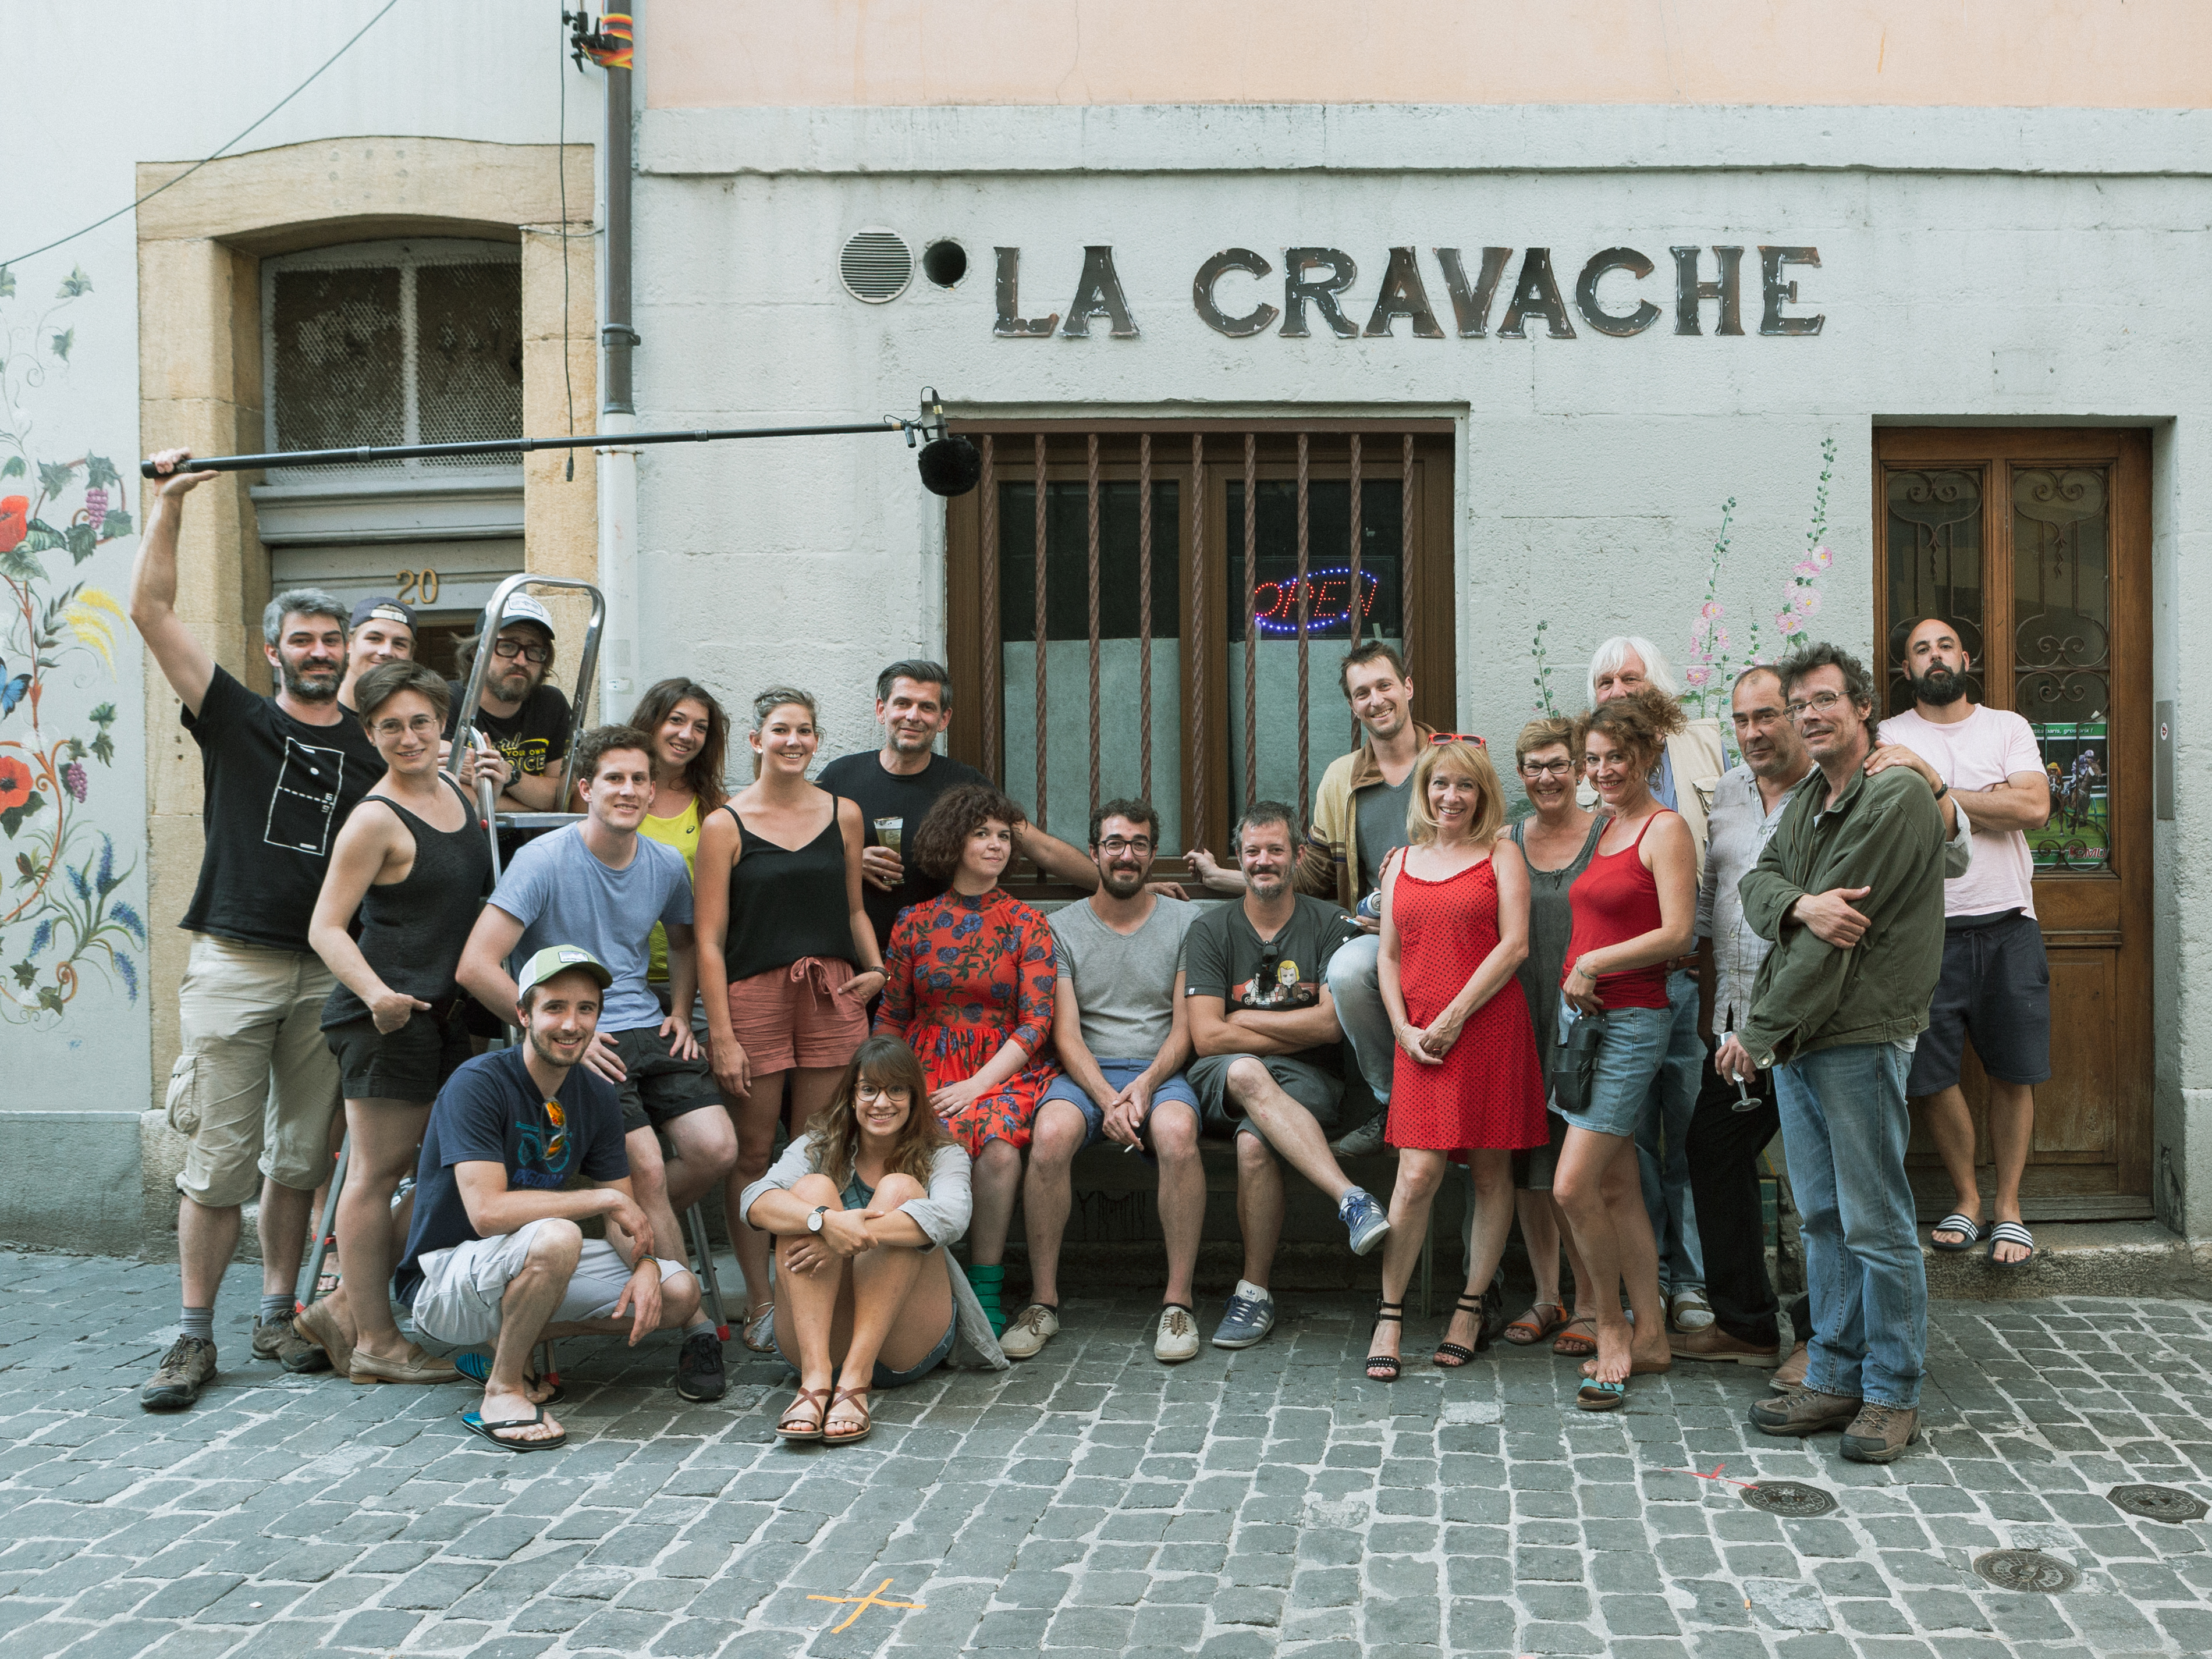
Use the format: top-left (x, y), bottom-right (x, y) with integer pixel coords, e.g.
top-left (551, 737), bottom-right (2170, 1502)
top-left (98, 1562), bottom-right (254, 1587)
top-left (1499, 717), bottom-right (1606, 1358)
top-left (696, 688), bottom-right (886, 1355)
top-left (1553, 690), bottom-right (1699, 1409)
top-left (1363, 738), bottom-right (1549, 1380)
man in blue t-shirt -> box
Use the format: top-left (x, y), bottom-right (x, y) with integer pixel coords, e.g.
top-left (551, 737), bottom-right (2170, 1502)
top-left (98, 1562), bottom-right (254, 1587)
top-left (399, 946), bottom-right (698, 1451)
top-left (459, 724), bottom-right (736, 1402)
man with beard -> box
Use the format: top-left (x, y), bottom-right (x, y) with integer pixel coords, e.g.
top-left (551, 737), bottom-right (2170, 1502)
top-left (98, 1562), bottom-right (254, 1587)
top-left (397, 947), bottom-right (699, 1451)
top-left (1871, 616), bottom-right (2051, 1267)
top-left (1189, 641), bottom-right (1434, 1160)
top-left (1003, 801), bottom-right (1204, 1363)
top-left (445, 594), bottom-right (569, 815)
top-left (819, 660), bottom-right (1097, 955)
top-left (1721, 642), bottom-right (1949, 1463)
top-left (1184, 803), bottom-right (1392, 1350)
top-left (130, 452), bottom-right (387, 1408)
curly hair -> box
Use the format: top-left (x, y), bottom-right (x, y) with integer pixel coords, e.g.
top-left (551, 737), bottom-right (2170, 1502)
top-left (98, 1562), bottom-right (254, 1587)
top-left (1778, 640), bottom-right (1881, 746)
top-left (908, 782), bottom-right (1028, 881)
top-left (571, 724), bottom-right (654, 785)
top-left (808, 1035), bottom-right (954, 1191)
top-left (1574, 687), bottom-right (1686, 777)
top-left (626, 678), bottom-right (730, 812)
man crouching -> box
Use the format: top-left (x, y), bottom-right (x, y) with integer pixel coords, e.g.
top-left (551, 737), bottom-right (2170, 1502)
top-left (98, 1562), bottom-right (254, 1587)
top-left (394, 947), bottom-right (700, 1450)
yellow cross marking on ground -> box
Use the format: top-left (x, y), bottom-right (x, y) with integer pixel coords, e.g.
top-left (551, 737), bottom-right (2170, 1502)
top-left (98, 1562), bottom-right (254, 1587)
top-left (806, 1578), bottom-right (926, 1633)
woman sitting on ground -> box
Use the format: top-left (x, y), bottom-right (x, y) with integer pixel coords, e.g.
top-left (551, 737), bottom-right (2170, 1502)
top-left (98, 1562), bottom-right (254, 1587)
top-left (741, 1035), bottom-right (969, 1444)
top-left (872, 783), bottom-right (1060, 1336)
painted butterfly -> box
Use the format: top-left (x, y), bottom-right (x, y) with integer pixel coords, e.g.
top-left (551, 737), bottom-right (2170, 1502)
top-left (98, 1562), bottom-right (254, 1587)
top-left (0, 656), bottom-right (29, 719)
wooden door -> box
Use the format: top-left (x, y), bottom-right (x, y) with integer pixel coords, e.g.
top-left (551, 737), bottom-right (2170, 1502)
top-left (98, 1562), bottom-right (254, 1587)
top-left (1874, 429), bottom-right (2152, 1219)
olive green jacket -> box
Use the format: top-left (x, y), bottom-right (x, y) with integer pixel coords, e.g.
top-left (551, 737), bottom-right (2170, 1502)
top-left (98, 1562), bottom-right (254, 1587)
top-left (1736, 763), bottom-right (1950, 1067)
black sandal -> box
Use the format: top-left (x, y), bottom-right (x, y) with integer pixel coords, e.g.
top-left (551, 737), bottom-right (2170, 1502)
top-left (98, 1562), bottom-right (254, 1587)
top-left (1365, 1300), bottom-right (1404, 1381)
top-left (1433, 1294), bottom-right (1488, 1369)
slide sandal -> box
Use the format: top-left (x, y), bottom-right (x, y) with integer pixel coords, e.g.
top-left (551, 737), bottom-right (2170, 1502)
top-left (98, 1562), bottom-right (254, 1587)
top-left (1929, 1213), bottom-right (1980, 1252)
top-left (461, 1407), bottom-right (565, 1452)
top-left (1576, 1377), bottom-right (1628, 1412)
top-left (1988, 1220), bottom-right (2035, 1269)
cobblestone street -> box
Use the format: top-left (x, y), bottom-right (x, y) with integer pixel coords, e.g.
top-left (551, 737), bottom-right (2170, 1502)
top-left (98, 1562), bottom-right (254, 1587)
top-left (3, 1249), bottom-right (2211, 1657)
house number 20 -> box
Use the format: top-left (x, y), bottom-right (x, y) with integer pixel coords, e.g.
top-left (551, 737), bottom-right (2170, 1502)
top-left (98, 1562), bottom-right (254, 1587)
top-left (396, 569), bottom-right (441, 605)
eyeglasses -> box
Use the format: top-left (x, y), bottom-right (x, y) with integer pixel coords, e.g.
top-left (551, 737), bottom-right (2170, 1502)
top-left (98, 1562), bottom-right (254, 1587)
top-left (1096, 836), bottom-right (1154, 856)
top-left (491, 638), bottom-right (552, 665)
top-left (855, 1081), bottom-right (912, 1103)
top-left (370, 713), bottom-right (441, 740)
top-left (1429, 731), bottom-right (1486, 747)
top-left (1785, 690), bottom-right (1852, 720)
top-left (1519, 758), bottom-right (1575, 778)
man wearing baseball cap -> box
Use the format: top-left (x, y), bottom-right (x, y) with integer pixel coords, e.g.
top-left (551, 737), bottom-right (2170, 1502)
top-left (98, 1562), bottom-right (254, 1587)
top-left (338, 596), bottom-right (417, 716)
top-left (445, 592), bottom-right (569, 814)
top-left (396, 945), bottom-right (699, 1451)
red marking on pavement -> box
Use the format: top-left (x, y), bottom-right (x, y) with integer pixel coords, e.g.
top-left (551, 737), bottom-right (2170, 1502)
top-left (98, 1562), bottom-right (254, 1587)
top-left (1663, 1462), bottom-right (1760, 1489)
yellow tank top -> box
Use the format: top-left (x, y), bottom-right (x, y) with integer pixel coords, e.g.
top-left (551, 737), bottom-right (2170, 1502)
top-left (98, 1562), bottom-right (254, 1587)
top-left (640, 795), bottom-right (702, 984)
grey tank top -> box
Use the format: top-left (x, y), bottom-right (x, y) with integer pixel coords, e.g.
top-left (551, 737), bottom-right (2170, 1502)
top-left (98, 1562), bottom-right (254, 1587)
top-left (1509, 813), bottom-right (1607, 1059)
top-left (321, 779), bottom-right (494, 1028)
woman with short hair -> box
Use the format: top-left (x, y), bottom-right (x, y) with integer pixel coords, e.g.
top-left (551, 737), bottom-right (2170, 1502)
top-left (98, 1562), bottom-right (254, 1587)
top-left (696, 687), bottom-right (883, 1354)
top-left (1363, 739), bottom-right (1548, 1380)
top-left (742, 1035), bottom-right (970, 1445)
top-left (1553, 689), bottom-right (1699, 1410)
top-left (299, 660), bottom-right (491, 1384)
top-left (874, 783), bottom-right (1060, 1334)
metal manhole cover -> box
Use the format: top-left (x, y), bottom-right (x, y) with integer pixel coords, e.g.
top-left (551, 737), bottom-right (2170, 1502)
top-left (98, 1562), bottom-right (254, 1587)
top-left (1741, 1481), bottom-right (1838, 1517)
top-left (2110, 1484), bottom-right (2210, 1524)
top-left (1972, 1549), bottom-right (2079, 1593)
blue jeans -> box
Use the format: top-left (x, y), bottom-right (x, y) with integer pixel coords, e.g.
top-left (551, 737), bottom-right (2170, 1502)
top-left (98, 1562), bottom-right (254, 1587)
top-left (1635, 969), bottom-right (1706, 1298)
top-left (1326, 931), bottom-right (1391, 1108)
top-left (1773, 1041), bottom-right (1927, 1409)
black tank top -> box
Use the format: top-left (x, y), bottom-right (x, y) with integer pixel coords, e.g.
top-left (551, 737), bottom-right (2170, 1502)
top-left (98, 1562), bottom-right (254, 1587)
top-left (722, 797), bottom-right (857, 982)
top-left (321, 779), bottom-right (494, 1028)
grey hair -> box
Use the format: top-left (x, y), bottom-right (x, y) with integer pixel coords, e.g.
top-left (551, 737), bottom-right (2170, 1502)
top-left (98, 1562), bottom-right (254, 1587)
top-left (753, 685), bottom-right (821, 730)
top-left (1586, 634), bottom-right (1682, 702)
top-left (1777, 640), bottom-right (1881, 743)
top-left (1233, 799), bottom-right (1300, 852)
top-left (262, 588), bottom-right (347, 646)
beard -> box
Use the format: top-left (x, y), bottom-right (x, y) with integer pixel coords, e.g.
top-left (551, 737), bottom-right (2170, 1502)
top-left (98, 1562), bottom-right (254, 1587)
top-left (1100, 864), bottom-right (1148, 898)
top-left (279, 658), bottom-right (340, 702)
top-left (1911, 662), bottom-right (1969, 707)
top-left (528, 1025), bottom-right (587, 1067)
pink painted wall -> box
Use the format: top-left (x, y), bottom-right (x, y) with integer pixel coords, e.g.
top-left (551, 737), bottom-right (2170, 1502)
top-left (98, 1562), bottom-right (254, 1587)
top-left (645, 1), bottom-right (2212, 110)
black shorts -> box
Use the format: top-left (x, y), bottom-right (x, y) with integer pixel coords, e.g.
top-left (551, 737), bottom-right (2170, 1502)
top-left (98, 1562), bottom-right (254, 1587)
top-left (1185, 1054), bottom-right (1343, 1150)
top-left (610, 1024), bottom-right (722, 1135)
top-left (325, 1008), bottom-right (473, 1104)
top-left (1906, 910), bottom-right (2052, 1096)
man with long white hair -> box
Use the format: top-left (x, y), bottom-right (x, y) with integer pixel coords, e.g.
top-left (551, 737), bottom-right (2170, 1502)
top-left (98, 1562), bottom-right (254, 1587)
top-left (1583, 634), bottom-right (1726, 1336)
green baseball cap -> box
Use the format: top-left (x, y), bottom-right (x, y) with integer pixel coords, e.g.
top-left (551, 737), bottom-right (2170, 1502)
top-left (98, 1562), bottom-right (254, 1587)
top-left (516, 945), bottom-right (613, 995)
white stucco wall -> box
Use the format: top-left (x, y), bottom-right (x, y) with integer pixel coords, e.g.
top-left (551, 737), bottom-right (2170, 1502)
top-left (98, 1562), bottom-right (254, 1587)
top-left (6, 0), bottom-right (598, 1251)
top-left (630, 101), bottom-right (2209, 1230)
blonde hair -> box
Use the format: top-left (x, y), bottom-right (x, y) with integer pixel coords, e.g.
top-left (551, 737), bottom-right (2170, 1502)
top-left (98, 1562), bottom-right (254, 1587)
top-left (1406, 740), bottom-right (1506, 846)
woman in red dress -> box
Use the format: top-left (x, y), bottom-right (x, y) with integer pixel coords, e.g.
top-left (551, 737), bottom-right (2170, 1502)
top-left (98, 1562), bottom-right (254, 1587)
top-left (874, 783), bottom-right (1059, 1334)
top-left (1365, 738), bottom-right (1548, 1380)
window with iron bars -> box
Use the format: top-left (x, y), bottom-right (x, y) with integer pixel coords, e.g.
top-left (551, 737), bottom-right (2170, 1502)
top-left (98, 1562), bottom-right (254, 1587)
top-left (944, 422), bottom-right (1457, 877)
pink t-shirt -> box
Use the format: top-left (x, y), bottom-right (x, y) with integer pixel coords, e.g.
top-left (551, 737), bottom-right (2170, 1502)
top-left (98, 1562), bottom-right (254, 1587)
top-left (1878, 704), bottom-right (2043, 919)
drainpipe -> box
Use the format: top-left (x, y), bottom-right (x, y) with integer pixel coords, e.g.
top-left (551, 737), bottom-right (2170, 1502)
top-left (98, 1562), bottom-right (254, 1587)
top-left (595, 10), bottom-right (639, 718)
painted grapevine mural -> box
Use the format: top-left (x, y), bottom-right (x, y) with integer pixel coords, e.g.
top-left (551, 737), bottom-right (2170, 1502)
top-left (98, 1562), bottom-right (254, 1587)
top-left (0, 263), bottom-right (144, 1022)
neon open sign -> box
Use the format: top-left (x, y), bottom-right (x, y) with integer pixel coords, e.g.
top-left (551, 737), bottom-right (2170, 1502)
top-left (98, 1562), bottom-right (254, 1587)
top-left (1252, 567), bottom-right (1378, 635)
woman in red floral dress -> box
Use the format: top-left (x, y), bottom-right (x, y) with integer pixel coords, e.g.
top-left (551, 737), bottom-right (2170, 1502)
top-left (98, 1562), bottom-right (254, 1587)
top-left (874, 783), bottom-right (1059, 1333)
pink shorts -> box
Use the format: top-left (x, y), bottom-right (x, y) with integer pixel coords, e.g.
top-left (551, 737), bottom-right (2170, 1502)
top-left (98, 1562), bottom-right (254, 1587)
top-left (727, 957), bottom-right (868, 1074)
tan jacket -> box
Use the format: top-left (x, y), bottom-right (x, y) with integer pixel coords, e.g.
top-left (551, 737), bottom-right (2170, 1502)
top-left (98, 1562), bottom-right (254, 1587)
top-left (1577, 719), bottom-right (1728, 875)
top-left (1295, 722), bottom-right (1440, 908)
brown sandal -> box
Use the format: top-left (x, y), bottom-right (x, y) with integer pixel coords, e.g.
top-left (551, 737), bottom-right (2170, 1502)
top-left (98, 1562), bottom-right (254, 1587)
top-left (1505, 1301), bottom-right (1567, 1346)
top-left (776, 1385), bottom-right (831, 1441)
top-left (823, 1384), bottom-right (874, 1446)
top-left (1552, 1315), bottom-right (1597, 1358)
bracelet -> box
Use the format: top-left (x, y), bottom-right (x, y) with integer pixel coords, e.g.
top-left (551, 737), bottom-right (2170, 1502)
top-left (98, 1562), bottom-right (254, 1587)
top-left (1931, 781), bottom-right (1949, 800)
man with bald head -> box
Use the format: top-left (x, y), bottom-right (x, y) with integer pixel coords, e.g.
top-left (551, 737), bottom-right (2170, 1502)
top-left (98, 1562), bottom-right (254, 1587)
top-left (1869, 617), bottom-right (2052, 1268)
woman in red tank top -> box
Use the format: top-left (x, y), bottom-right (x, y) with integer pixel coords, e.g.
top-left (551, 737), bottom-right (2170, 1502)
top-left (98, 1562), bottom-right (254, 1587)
top-left (1553, 691), bottom-right (1699, 1411)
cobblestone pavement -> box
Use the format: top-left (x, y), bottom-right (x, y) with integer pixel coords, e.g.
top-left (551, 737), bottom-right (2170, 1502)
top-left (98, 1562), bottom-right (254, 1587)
top-left (4, 1249), bottom-right (2212, 1657)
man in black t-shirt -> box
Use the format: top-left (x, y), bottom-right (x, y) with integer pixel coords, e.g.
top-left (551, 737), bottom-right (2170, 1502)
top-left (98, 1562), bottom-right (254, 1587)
top-left (818, 659), bottom-right (1099, 951)
top-left (399, 947), bottom-right (697, 1451)
top-left (130, 451), bottom-right (388, 1411)
top-left (443, 592), bottom-right (570, 814)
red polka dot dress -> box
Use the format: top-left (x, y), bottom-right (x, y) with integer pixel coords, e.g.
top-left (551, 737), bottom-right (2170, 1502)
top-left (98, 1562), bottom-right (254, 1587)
top-left (1386, 857), bottom-right (1549, 1152)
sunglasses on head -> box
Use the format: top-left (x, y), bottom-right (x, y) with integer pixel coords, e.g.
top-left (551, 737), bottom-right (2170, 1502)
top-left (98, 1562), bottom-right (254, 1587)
top-left (1428, 731), bottom-right (1486, 747)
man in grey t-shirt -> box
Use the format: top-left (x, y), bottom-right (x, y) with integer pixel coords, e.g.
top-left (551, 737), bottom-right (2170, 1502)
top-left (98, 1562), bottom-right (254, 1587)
top-left (998, 801), bottom-right (1205, 1366)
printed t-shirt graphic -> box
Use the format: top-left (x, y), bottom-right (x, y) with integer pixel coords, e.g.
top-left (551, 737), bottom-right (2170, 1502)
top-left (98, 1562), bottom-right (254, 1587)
top-left (262, 734), bottom-right (349, 854)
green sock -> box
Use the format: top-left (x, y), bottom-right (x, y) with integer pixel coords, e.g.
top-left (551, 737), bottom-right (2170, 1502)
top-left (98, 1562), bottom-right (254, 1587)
top-left (965, 1263), bottom-right (1007, 1337)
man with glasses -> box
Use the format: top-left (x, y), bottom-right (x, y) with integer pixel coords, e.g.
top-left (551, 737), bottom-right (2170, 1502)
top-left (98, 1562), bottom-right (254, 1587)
top-left (1184, 802), bottom-right (1391, 1349)
top-left (1189, 641), bottom-right (1433, 1159)
top-left (445, 594), bottom-right (567, 815)
top-left (1006, 801), bottom-right (1205, 1363)
top-left (1720, 642), bottom-right (1950, 1465)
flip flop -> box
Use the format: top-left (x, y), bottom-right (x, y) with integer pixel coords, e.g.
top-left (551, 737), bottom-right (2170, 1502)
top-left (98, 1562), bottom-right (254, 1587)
top-left (1504, 1302), bottom-right (1567, 1347)
top-left (1987, 1220), bottom-right (2035, 1269)
top-left (1929, 1213), bottom-right (1980, 1252)
top-left (1552, 1315), bottom-right (1597, 1358)
top-left (452, 1351), bottom-right (564, 1406)
top-left (1575, 1377), bottom-right (1628, 1412)
top-left (461, 1406), bottom-right (566, 1452)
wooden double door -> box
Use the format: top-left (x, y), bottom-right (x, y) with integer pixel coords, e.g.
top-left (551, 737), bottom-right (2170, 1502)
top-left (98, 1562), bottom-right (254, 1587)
top-left (1876, 429), bottom-right (2151, 1218)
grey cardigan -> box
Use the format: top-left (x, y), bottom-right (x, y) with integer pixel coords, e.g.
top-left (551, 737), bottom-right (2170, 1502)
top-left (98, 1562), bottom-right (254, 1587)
top-left (738, 1132), bottom-right (1009, 1372)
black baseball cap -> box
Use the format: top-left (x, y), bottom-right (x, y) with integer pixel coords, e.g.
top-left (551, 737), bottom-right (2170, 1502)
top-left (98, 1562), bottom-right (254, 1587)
top-left (349, 596), bottom-right (417, 634)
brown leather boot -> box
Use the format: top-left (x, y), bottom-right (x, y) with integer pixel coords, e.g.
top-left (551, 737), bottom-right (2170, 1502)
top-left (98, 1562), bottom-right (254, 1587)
top-left (1841, 1402), bottom-right (1921, 1463)
top-left (1669, 1326), bottom-right (1781, 1367)
top-left (1750, 1387), bottom-right (1861, 1437)
top-left (1771, 1340), bottom-right (1809, 1391)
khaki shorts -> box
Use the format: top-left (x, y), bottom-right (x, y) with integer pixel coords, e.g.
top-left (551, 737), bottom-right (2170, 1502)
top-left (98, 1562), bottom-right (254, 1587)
top-left (409, 1219), bottom-right (690, 1350)
top-left (164, 935), bottom-right (342, 1208)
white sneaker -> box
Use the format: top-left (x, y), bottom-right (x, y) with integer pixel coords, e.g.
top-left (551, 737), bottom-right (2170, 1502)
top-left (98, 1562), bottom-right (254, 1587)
top-left (1153, 1303), bottom-right (1200, 1364)
top-left (999, 1303), bottom-right (1060, 1360)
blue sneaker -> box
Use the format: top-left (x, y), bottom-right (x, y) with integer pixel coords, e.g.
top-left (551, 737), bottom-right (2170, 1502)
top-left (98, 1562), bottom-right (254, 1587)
top-left (1211, 1289), bottom-right (1276, 1349)
top-left (1340, 1187), bottom-right (1391, 1257)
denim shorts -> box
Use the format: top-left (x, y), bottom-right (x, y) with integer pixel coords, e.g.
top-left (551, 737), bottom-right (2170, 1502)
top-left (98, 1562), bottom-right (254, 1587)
top-left (1037, 1062), bottom-right (1203, 1150)
top-left (873, 1316), bottom-right (956, 1390)
top-left (1550, 1001), bottom-right (1673, 1139)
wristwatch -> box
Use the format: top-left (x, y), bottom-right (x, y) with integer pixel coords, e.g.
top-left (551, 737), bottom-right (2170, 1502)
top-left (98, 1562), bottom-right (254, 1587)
top-left (806, 1205), bottom-right (829, 1234)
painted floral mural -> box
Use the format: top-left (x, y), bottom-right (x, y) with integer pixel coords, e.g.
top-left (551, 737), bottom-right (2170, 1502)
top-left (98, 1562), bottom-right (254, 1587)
top-left (0, 262), bottom-right (144, 1022)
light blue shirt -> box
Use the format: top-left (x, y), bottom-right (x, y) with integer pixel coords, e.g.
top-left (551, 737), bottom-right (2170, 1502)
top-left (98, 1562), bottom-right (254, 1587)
top-left (488, 823), bottom-right (693, 1032)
